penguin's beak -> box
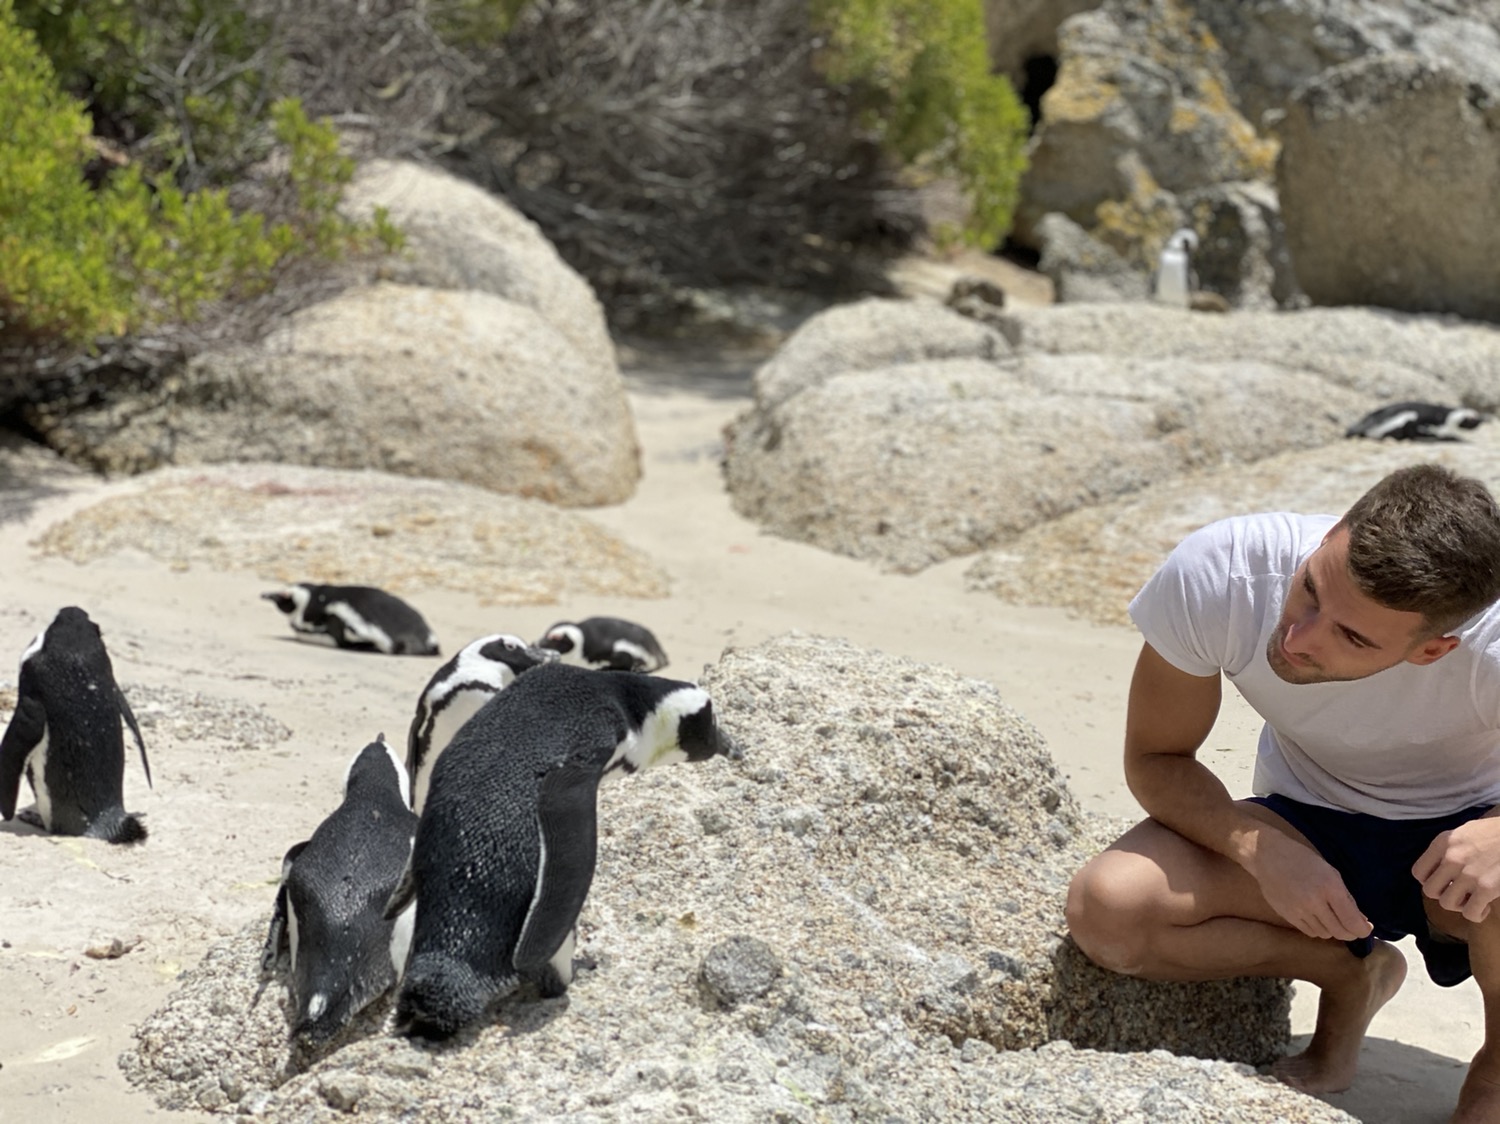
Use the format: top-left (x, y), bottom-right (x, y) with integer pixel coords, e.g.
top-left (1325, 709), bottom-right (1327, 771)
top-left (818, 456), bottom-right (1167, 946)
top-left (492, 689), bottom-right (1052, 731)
top-left (718, 728), bottom-right (744, 762)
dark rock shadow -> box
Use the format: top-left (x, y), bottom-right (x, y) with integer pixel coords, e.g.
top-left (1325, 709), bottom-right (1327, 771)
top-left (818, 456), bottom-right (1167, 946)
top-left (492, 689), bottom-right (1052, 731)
top-left (0, 427), bottom-right (96, 526)
top-left (617, 342), bottom-right (759, 401)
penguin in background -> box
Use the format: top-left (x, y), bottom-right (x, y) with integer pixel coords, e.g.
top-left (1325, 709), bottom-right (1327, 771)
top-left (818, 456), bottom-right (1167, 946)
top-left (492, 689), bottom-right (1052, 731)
top-left (261, 583), bottom-right (441, 656)
top-left (1151, 227), bottom-right (1199, 308)
top-left (261, 735), bottom-right (418, 1045)
top-left (387, 662), bottom-right (737, 1040)
top-left (1345, 401), bottom-right (1487, 442)
top-left (537, 617), bottom-right (669, 673)
top-left (0, 607), bottom-right (151, 844)
top-left (407, 633), bottom-right (559, 813)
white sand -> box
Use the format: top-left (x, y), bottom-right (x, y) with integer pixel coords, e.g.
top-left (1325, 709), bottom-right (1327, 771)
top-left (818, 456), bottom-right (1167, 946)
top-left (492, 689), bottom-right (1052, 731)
top-left (0, 361), bottom-right (1478, 1123)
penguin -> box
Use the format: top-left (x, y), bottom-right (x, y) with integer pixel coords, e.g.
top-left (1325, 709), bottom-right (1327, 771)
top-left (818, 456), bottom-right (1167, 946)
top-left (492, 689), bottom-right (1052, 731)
top-left (0, 607), bottom-right (151, 844)
top-left (261, 583), bottom-right (440, 656)
top-left (1151, 227), bottom-right (1199, 308)
top-left (537, 617), bottom-right (669, 673)
top-left (386, 662), bottom-right (737, 1039)
top-left (1345, 401), bottom-right (1486, 442)
top-left (260, 735), bottom-right (418, 1045)
top-left (407, 633), bottom-right (559, 814)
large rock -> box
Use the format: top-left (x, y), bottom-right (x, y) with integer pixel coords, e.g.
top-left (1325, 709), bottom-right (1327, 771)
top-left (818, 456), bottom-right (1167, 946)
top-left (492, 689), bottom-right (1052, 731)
top-left (121, 633), bottom-right (1301, 1121)
top-left (342, 159), bottom-right (617, 374)
top-left (1277, 53), bottom-right (1500, 323)
top-left (981, 0), bottom-right (1101, 86)
top-left (30, 463), bottom-right (669, 606)
top-left (26, 285), bottom-right (642, 506)
top-left (1014, 0), bottom-right (1277, 263)
top-left (724, 299), bottom-right (1500, 573)
top-left (1196, 0), bottom-right (1500, 126)
top-left (967, 431), bottom-right (1500, 627)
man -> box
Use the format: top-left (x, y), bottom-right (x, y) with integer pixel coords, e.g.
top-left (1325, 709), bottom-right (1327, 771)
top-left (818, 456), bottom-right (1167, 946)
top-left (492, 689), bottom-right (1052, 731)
top-left (1066, 463), bottom-right (1500, 1123)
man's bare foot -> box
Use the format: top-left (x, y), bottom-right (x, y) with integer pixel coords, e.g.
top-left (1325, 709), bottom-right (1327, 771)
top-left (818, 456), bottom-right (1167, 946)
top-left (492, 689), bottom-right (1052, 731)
top-left (1453, 1050), bottom-right (1500, 1123)
top-left (1270, 939), bottom-right (1408, 1095)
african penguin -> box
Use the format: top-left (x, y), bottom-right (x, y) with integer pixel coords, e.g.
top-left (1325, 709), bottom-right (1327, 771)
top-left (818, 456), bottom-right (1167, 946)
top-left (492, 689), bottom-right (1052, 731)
top-left (260, 735), bottom-right (419, 1045)
top-left (1345, 401), bottom-right (1486, 442)
top-left (537, 617), bottom-right (669, 673)
top-left (0, 607), bottom-right (151, 844)
top-left (386, 661), bottom-right (737, 1039)
top-left (261, 583), bottom-right (440, 656)
top-left (1151, 227), bottom-right (1199, 308)
top-left (407, 633), bottom-right (559, 814)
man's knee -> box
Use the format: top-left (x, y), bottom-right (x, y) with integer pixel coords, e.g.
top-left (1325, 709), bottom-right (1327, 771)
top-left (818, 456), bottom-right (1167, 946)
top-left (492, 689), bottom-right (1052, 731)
top-left (1065, 851), bottom-right (1161, 975)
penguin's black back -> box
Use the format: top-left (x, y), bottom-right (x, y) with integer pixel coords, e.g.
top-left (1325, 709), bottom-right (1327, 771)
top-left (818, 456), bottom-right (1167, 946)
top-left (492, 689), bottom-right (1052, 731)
top-left (12, 608), bottom-right (139, 839)
top-left (283, 741), bottom-right (416, 1041)
top-left (408, 665), bottom-right (697, 976)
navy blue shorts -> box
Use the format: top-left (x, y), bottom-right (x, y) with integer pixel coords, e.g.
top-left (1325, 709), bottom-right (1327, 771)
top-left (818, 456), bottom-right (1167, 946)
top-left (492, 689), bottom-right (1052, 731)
top-left (1247, 793), bottom-right (1491, 987)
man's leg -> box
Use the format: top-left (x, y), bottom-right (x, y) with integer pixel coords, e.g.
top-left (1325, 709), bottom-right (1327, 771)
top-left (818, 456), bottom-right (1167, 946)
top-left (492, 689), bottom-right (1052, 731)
top-left (1427, 901), bottom-right (1500, 1123)
top-left (1066, 803), bottom-right (1408, 1094)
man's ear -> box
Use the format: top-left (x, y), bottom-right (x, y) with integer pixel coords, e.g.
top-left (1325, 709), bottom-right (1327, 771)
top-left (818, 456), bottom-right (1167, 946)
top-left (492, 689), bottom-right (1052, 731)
top-left (1407, 635), bottom-right (1460, 666)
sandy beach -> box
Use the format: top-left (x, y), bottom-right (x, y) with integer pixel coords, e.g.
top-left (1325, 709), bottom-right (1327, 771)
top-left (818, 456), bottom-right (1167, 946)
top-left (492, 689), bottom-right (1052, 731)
top-left (0, 347), bottom-right (1480, 1122)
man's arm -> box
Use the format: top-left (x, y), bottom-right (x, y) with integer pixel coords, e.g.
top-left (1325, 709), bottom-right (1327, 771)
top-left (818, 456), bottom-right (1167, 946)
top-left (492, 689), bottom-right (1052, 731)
top-left (1124, 641), bottom-right (1371, 941)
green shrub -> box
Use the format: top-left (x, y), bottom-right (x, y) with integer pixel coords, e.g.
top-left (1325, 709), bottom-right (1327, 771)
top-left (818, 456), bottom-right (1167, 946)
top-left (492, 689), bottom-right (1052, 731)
top-left (12, 0), bottom-right (277, 189)
top-left (811, 0), bottom-right (1030, 248)
top-left (0, 1), bottom-right (394, 348)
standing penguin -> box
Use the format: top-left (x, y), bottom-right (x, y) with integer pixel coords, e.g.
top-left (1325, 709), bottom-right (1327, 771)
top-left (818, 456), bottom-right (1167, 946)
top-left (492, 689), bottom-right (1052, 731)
top-left (537, 617), bottom-right (669, 673)
top-left (261, 735), bottom-right (418, 1045)
top-left (0, 607), bottom-right (151, 844)
top-left (1151, 227), bottom-right (1199, 308)
top-left (387, 662), bottom-right (735, 1039)
top-left (261, 583), bottom-right (441, 656)
top-left (407, 633), bottom-right (559, 813)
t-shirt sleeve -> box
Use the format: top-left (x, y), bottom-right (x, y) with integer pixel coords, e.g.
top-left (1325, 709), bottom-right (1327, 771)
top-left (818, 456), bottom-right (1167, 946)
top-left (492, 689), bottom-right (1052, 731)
top-left (1128, 520), bottom-right (1236, 679)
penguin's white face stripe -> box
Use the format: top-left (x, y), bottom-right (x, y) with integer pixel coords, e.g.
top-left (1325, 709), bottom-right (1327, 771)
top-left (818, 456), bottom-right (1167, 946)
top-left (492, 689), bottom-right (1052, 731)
top-left (283, 586), bottom-right (314, 631)
top-left (1437, 409), bottom-right (1483, 438)
top-left (326, 602), bottom-right (396, 654)
top-left (1366, 410), bottom-right (1419, 439)
top-left (435, 637), bottom-right (525, 702)
top-left (608, 687), bottom-right (710, 775)
top-left (545, 625), bottom-right (585, 657)
top-left (21, 628), bottom-right (45, 665)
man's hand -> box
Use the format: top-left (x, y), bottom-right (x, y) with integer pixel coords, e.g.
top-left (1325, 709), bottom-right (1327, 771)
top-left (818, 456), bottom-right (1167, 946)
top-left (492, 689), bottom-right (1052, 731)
top-left (1247, 826), bottom-right (1373, 942)
top-left (1412, 818), bottom-right (1500, 924)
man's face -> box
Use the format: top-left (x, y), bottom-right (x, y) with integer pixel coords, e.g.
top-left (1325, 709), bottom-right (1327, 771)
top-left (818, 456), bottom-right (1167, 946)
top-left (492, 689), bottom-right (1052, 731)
top-left (1266, 525), bottom-right (1456, 684)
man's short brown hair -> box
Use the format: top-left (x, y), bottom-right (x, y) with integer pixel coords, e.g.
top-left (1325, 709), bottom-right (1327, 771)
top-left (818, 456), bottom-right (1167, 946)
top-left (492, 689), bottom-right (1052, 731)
top-left (1340, 463), bottom-right (1500, 637)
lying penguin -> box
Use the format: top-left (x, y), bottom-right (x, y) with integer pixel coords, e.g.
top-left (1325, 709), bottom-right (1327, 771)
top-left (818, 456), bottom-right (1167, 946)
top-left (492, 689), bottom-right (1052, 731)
top-left (407, 633), bottom-right (559, 814)
top-left (388, 662), bottom-right (736, 1039)
top-left (537, 617), bottom-right (669, 673)
top-left (262, 583), bottom-right (440, 656)
top-left (0, 606), bottom-right (152, 844)
top-left (1345, 401), bottom-right (1486, 442)
top-left (261, 735), bottom-right (418, 1045)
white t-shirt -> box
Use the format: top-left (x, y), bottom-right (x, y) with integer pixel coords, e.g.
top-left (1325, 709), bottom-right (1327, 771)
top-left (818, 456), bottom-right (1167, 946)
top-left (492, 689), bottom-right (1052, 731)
top-left (1128, 512), bottom-right (1500, 818)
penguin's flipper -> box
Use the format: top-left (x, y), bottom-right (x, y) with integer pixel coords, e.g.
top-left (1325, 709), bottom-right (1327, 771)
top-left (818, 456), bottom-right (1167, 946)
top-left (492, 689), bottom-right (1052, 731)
top-left (0, 694), bottom-right (46, 821)
top-left (116, 687), bottom-right (152, 790)
top-left (383, 855), bottom-right (416, 922)
top-left (513, 756), bottom-right (604, 974)
top-left (261, 840), bottom-right (308, 973)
